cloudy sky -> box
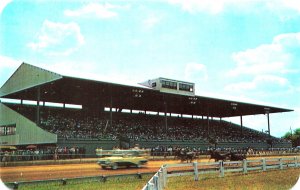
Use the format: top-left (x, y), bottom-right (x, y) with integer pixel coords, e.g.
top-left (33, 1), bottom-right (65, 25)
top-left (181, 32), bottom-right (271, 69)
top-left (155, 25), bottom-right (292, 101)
top-left (0, 0), bottom-right (299, 137)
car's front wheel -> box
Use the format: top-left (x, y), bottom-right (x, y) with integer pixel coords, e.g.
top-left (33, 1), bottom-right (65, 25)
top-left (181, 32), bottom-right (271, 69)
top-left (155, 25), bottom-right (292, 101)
top-left (136, 162), bottom-right (142, 168)
top-left (111, 163), bottom-right (118, 170)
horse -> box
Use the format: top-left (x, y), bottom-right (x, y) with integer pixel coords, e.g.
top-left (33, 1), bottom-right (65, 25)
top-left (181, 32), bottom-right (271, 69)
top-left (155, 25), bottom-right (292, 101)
top-left (184, 151), bottom-right (196, 163)
top-left (175, 148), bottom-right (196, 163)
top-left (229, 152), bottom-right (246, 161)
top-left (208, 150), bottom-right (230, 162)
top-left (173, 148), bottom-right (181, 160)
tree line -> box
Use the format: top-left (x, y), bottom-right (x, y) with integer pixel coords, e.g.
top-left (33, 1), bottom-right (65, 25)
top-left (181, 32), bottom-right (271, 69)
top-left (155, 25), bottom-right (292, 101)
top-left (282, 128), bottom-right (300, 147)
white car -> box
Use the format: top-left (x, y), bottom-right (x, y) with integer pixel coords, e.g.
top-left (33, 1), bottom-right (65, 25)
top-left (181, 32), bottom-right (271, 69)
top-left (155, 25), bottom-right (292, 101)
top-left (96, 149), bottom-right (149, 170)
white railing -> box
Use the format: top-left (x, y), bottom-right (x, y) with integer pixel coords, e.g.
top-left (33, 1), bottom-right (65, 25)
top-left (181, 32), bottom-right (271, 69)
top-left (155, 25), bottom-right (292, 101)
top-left (141, 165), bottom-right (167, 190)
top-left (142, 156), bottom-right (300, 190)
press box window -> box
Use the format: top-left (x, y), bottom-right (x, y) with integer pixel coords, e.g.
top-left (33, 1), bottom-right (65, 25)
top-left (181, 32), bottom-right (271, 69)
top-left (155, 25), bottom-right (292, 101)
top-left (161, 80), bottom-right (177, 90)
top-left (179, 83), bottom-right (193, 92)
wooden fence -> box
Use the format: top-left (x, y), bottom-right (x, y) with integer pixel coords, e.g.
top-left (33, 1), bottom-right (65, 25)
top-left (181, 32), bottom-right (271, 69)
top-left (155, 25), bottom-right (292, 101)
top-left (142, 156), bottom-right (300, 190)
top-left (5, 172), bottom-right (154, 190)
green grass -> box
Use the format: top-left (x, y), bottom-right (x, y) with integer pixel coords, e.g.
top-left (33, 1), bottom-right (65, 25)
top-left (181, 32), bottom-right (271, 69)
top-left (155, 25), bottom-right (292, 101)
top-left (5, 168), bottom-right (300, 190)
top-left (166, 168), bottom-right (300, 190)
top-left (7, 175), bottom-right (152, 190)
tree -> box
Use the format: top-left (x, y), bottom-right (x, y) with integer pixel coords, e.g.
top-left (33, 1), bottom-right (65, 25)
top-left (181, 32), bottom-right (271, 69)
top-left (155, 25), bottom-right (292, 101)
top-left (282, 128), bottom-right (300, 147)
top-left (294, 128), bottom-right (300, 136)
top-left (283, 131), bottom-right (292, 139)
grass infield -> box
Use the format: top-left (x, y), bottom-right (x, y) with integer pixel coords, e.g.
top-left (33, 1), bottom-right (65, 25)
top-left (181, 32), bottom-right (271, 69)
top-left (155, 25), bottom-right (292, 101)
top-left (8, 168), bottom-right (300, 190)
top-left (166, 168), bottom-right (300, 190)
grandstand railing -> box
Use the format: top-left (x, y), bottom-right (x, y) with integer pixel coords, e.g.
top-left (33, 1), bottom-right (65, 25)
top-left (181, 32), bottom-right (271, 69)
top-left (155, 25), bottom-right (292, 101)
top-left (141, 156), bottom-right (300, 190)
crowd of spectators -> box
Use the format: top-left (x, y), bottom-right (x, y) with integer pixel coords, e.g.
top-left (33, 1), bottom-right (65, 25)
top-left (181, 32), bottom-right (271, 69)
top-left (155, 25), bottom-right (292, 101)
top-left (7, 104), bottom-right (290, 144)
top-left (0, 146), bottom-right (86, 162)
top-left (149, 145), bottom-right (299, 157)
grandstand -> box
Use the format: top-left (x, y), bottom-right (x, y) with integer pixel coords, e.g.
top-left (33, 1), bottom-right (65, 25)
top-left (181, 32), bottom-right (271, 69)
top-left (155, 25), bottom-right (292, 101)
top-left (0, 63), bottom-right (293, 155)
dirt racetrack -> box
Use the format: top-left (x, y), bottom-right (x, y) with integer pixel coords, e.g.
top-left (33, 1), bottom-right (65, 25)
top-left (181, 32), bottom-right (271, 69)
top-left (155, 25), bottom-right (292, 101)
top-left (0, 156), bottom-right (298, 182)
top-left (0, 159), bottom-right (173, 182)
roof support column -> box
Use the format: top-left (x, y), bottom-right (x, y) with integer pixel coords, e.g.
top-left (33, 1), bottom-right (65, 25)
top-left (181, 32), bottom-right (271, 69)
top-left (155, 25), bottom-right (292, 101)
top-left (267, 113), bottom-right (270, 136)
top-left (110, 96), bottom-right (113, 128)
top-left (36, 86), bottom-right (40, 126)
top-left (207, 115), bottom-right (210, 137)
top-left (240, 115), bottom-right (243, 135)
top-left (164, 102), bottom-right (168, 134)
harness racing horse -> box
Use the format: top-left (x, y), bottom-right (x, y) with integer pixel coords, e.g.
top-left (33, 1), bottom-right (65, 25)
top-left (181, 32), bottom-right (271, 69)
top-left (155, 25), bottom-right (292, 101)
top-left (175, 148), bottom-right (196, 163)
top-left (184, 151), bottom-right (196, 163)
top-left (173, 148), bottom-right (181, 160)
top-left (229, 152), bottom-right (247, 161)
top-left (208, 150), bottom-right (230, 162)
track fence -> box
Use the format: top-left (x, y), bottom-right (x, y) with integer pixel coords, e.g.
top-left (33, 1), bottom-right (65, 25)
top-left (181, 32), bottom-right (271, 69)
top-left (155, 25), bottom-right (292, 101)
top-left (142, 156), bottom-right (300, 190)
top-left (5, 172), bottom-right (155, 190)
top-left (4, 156), bottom-right (299, 190)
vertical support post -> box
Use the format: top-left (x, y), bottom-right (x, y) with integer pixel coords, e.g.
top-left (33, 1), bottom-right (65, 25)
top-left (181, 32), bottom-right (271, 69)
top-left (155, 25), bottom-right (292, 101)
top-left (13, 182), bottom-right (18, 190)
top-left (279, 158), bottom-right (283, 169)
top-left (110, 96), bottom-right (113, 128)
top-left (158, 170), bottom-right (163, 190)
top-left (219, 161), bottom-right (224, 177)
top-left (162, 166), bottom-right (167, 188)
top-left (164, 100), bottom-right (168, 135)
top-left (243, 159), bottom-right (248, 174)
top-left (240, 115), bottom-right (243, 135)
top-left (294, 156), bottom-right (298, 167)
top-left (153, 175), bottom-right (159, 190)
top-left (36, 86), bottom-right (40, 125)
top-left (207, 115), bottom-right (210, 137)
top-left (164, 111), bottom-right (168, 134)
top-left (193, 161), bottom-right (199, 181)
top-left (147, 182), bottom-right (154, 190)
top-left (158, 168), bottom-right (165, 189)
top-left (62, 178), bottom-right (67, 185)
top-left (202, 115), bottom-right (204, 128)
top-left (267, 113), bottom-right (270, 136)
top-left (262, 158), bottom-right (266, 171)
top-left (102, 175), bottom-right (107, 182)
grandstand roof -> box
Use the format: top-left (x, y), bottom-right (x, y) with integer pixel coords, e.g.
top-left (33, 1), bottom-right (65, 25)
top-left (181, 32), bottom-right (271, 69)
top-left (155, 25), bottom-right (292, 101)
top-left (0, 63), bottom-right (293, 118)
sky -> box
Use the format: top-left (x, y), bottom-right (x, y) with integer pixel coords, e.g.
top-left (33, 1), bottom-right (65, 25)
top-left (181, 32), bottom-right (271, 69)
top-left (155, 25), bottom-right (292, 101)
top-left (0, 0), bottom-right (300, 138)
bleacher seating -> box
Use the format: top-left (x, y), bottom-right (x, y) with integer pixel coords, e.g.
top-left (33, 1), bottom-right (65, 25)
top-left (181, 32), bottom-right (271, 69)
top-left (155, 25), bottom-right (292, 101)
top-left (6, 104), bottom-right (290, 145)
